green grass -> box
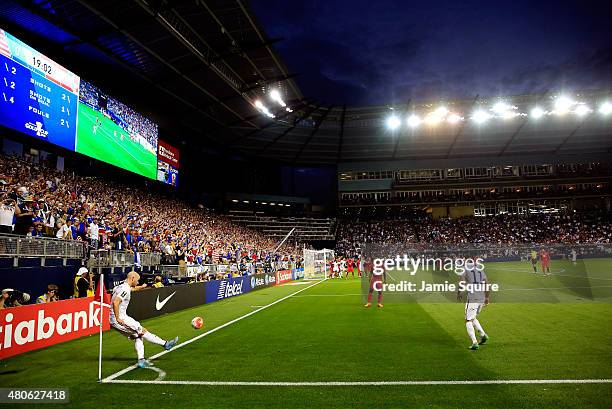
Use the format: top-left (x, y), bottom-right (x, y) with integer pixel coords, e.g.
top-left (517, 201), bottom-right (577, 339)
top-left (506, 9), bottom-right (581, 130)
top-left (75, 103), bottom-right (157, 179)
top-left (1, 260), bottom-right (611, 408)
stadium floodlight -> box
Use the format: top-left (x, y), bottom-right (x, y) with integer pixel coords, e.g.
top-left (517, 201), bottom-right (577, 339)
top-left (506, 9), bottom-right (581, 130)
top-left (447, 113), bottom-right (462, 124)
top-left (386, 115), bottom-right (401, 130)
top-left (286, 107), bottom-right (293, 112)
top-left (434, 106), bottom-right (449, 116)
top-left (492, 101), bottom-right (510, 114)
top-left (471, 110), bottom-right (491, 124)
top-left (270, 89), bottom-right (287, 107)
top-left (554, 96), bottom-right (573, 114)
top-left (599, 101), bottom-right (612, 115)
top-left (255, 100), bottom-right (275, 118)
top-left (574, 104), bottom-right (591, 116)
top-left (531, 107), bottom-right (545, 119)
top-left (231, 199), bottom-right (238, 203)
top-left (407, 114), bottom-right (421, 128)
top-left (243, 200), bottom-right (249, 204)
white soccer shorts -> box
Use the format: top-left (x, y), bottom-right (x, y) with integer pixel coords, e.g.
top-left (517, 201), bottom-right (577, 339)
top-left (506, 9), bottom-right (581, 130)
top-left (110, 315), bottom-right (143, 338)
top-left (465, 302), bottom-right (483, 321)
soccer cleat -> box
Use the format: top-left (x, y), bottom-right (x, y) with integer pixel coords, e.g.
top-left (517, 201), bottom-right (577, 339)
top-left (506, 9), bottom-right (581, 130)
top-left (137, 359), bottom-right (153, 368)
top-left (469, 343), bottom-right (480, 350)
top-left (364, 302), bottom-right (371, 308)
top-left (479, 334), bottom-right (489, 345)
top-left (164, 336), bottom-right (179, 350)
top-left (377, 303), bottom-right (383, 308)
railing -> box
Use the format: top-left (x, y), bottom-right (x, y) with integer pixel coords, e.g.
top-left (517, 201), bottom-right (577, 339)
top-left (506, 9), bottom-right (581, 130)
top-left (0, 234), bottom-right (86, 259)
top-left (158, 262), bottom-right (302, 279)
top-left (88, 250), bottom-right (161, 268)
top-left (158, 264), bottom-right (218, 278)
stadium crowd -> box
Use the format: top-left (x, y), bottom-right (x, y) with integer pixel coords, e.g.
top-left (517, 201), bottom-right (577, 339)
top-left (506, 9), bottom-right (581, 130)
top-left (0, 153), bottom-right (300, 268)
top-left (336, 213), bottom-right (612, 257)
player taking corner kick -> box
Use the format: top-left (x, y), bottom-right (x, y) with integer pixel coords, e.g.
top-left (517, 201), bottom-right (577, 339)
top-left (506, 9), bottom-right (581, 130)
top-left (110, 271), bottom-right (179, 368)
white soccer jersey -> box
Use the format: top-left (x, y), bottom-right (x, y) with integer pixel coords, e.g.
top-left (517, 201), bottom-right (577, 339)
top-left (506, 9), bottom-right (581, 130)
top-left (110, 282), bottom-right (131, 320)
top-left (462, 269), bottom-right (488, 303)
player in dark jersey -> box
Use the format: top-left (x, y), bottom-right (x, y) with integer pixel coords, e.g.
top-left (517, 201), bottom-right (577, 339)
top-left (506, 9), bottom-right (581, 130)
top-left (530, 250), bottom-right (538, 273)
top-left (364, 259), bottom-right (385, 308)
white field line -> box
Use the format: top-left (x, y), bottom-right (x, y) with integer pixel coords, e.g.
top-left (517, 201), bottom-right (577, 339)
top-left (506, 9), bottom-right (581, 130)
top-left (294, 284), bottom-right (612, 298)
top-left (103, 378), bottom-right (612, 386)
top-left (101, 279), bottom-right (325, 383)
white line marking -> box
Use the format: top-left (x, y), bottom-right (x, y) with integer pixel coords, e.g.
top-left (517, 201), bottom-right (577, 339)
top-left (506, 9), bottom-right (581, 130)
top-left (102, 279), bottom-right (325, 383)
top-left (144, 367), bottom-right (166, 381)
top-left (103, 378), bottom-right (612, 386)
top-left (293, 293), bottom-right (363, 297)
top-left (500, 285), bottom-right (612, 291)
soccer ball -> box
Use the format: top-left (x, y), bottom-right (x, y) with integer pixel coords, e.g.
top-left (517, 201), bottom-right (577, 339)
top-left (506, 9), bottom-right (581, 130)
top-left (191, 316), bottom-right (204, 329)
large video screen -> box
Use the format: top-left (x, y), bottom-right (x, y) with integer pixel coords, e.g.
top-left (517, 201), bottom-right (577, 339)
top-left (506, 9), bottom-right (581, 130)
top-left (76, 80), bottom-right (157, 179)
top-left (0, 29), bottom-right (79, 150)
top-left (156, 139), bottom-right (179, 187)
top-left (0, 28), bottom-right (159, 180)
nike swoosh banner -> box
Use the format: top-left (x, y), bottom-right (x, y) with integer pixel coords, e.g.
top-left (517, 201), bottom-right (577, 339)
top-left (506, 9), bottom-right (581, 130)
top-left (127, 283), bottom-right (206, 320)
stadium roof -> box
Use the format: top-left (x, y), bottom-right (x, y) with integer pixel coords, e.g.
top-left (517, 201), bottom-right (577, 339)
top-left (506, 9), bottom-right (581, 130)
top-left (1, 1), bottom-right (611, 165)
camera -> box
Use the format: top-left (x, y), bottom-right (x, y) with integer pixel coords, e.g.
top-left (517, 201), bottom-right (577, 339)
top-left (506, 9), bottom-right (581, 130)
top-left (2, 288), bottom-right (31, 305)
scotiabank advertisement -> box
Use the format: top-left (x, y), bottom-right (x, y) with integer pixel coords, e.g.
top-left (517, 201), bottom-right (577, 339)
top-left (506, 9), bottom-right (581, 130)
top-left (275, 269), bottom-right (293, 285)
top-left (0, 294), bottom-right (110, 359)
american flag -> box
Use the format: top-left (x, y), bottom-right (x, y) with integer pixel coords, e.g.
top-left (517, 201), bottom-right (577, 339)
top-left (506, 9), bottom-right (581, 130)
top-left (212, 248), bottom-right (222, 263)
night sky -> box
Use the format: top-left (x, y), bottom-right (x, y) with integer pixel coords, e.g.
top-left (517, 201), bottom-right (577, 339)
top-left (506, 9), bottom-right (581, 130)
top-left (250, 0), bottom-right (612, 106)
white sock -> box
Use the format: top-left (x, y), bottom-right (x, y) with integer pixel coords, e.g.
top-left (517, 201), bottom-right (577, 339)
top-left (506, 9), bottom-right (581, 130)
top-left (473, 319), bottom-right (486, 337)
top-left (135, 337), bottom-right (145, 360)
top-left (466, 322), bottom-right (477, 344)
top-left (143, 332), bottom-right (166, 346)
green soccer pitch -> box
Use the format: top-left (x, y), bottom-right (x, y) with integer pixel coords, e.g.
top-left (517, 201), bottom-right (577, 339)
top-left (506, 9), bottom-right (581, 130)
top-left (1, 260), bottom-right (611, 408)
top-left (75, 103), bottom-right (157, 179)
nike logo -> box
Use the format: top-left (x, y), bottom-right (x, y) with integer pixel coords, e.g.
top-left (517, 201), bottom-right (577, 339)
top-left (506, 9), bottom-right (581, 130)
top-left (155, 292), bottom-right (176, 311)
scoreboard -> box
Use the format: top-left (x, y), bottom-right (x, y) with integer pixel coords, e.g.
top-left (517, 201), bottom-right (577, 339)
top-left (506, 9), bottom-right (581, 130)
top-left (0, 28), bottom-right (177, 186)
top-left (0, 29), bottom-right (79, 150)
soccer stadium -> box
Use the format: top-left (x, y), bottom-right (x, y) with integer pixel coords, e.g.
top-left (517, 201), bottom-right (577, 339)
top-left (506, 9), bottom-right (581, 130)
top-left (0, 1), bottom-right (611, 408)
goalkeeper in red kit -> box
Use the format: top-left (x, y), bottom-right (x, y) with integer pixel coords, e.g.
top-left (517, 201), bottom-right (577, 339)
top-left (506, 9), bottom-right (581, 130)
top-left (364, 258), bottom-right (386, 308)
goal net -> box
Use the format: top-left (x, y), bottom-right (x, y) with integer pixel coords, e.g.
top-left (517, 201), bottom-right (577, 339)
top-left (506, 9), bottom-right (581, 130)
top-left (303, 248), bottom-right (335, 279)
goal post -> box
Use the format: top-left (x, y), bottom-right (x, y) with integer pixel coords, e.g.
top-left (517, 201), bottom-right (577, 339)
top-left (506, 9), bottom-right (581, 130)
top-left (303, 248), bottom-right (335, 279)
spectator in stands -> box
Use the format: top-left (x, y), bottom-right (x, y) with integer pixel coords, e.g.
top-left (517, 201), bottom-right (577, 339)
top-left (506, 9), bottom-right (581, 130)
top-left (89, 217), bottom-right (100, 251)
top-left (36, 284), bottom-right (59, 304)
top-left (32, 223), bottom-right (46, 237)
top-left (0, 195), bottom-right (16, 234)
top-left (14, 187), bottom-right (33, 235)
top-left (56, 218), bottom-right (72, 240)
